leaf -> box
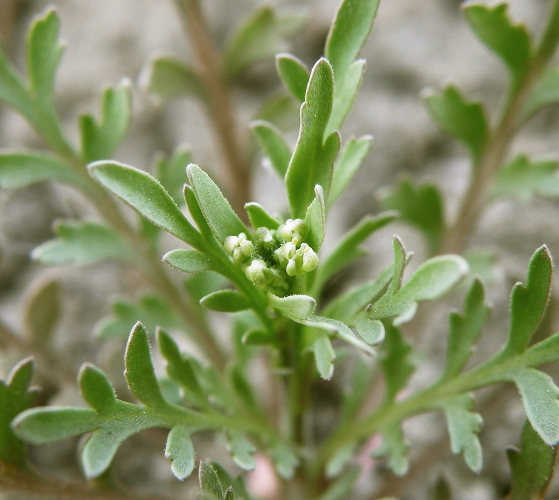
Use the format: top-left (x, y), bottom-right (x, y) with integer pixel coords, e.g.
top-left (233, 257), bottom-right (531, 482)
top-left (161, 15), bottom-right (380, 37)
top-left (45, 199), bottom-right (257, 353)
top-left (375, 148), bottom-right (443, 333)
top-left (0, 35), bottom-right (33, 119)
top-left (199, 461), bottom-right (224, 500)
top-left (354, 318), bottom-right (384, 346)
top-left (225, 430), bottom-right (256, 471)
top-left (372, 422), bottom-right (409, 476)
top-left (511, 368), bottom-right (559, 446)
top-left (304, 185), bottom-right (326, 250)
top-left (23, 279), bottom-right (60, 347)
top-left (244, 202), bottom-right (281, 230)
top-left (270, 442), bottom-right (299, 479)
top-left (380, 324), bottom-right (415, 404)
top-left (423, 85), bottom-right (488, 162)
top-left (95, 294), bottom-right (179, 339)
top-left (276, 53), bottom-right (309, 102)
top-left (285, 58), bottom-right (338, 218)
top-left (0, 152), bottom-right (84, 189)
top-left (187, 164), bottom-right (247, 242)
top-left (318, 466), bottom-right (360, 500)
top-left (267, 293), bottom-right (316, 321)
top-left (80, 80), bottom-right (131, 162)
top-left (314, 335), bottom-right (336, 380)
top-left (124, 322), bottom-right (169, 410)
top-left (146, 56), bottom-right (206, 101)
top-left (164, 249), bottom-right (212, 273)
top-left (222, 6), bottom-right (305, 80)
top-left (200, 290), bottom-right (251, 312)
top-left (154, 146), bottom-right (191, 206)
top-left (32, 220), bottom-right (130, 265)
top-left (0, 358), bottom-right (38, 468)
top-left (78, 363), bottom-right (117, 412)
top-left (325, 0), bottom-right (380, 80)
top-left (440, 279), bottom-right (490, 381)
top-left (325, 442), bottom-right (357, 478)
top-left (507, 420), bottom-right (558, 500)
top-left (490, 154), bottom-right (559, 201)
top-left (381, 178), bottom-right (445, 254)
top-left (89, 161), bottom-right (200, 247)
top-left (251, 120), bottom-right (291, 178)
top-left (522, 68), bottom-right (559, 120)
top-left (464, 3), bottom-right (531, 88)
top-left (501, 245), bottom-right (552, 357)
top-left (441, 394), bottom-right (483, 472)
top-left (328, 135), bottom-right (373, 208)
top-left (81, 428), bottom-right (127, 479)
top-left (165, 426), bottom-right (196, 480)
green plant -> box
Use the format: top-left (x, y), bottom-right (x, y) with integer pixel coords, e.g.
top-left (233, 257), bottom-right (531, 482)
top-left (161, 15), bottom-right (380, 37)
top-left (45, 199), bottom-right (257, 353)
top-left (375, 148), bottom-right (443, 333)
top-left (1, 0), bottom-right (559, 499)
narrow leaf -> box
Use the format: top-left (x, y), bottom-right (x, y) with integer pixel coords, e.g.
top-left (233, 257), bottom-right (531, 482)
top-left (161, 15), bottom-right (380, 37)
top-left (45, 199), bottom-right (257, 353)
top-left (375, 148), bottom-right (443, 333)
top-left (304, 185), bottom-right (326, 250)
top-left (0, 38), bottom-right (33, 119)
top-left (267, 293), bottom-right (316, 321)
top-left (78, 363), bottom-right (117, 411)
top-left (166, 426), bottom-right (196, 480)
top-left (372, 422), bottom-right (409, 476)
top-left (154, 146), bottom-right (191, 206)
top-left (82, 428), bottom-right (125, 479)
top-left (276, 53), bottom-right (309, 102)
top-left (251, 120), bottom-right (291, 178)
top-left (164, 249), bottom-right (212, 273)
top-left (23, 280), bottom-right (60, 346)
top-left (522, 68), bottom-right (559, 120)
top-left (89, 161), bottom-right (200, 246)
top-left (314, 335), bottom-right (336, 380)
top-left (225, 430), bottom-right (256, 471)
top-left (244, 202), bottom-right (281, 230)
top-left (380, 324), bottom-right (415, 403)
top-left (199, 461), bottom-right (224, 500)
top-left (146, 56), bottom-right (206, 101)
top-left (200, 290), bottom-right (251, 312)
top-left (187, 164), bottom-right (247, 242)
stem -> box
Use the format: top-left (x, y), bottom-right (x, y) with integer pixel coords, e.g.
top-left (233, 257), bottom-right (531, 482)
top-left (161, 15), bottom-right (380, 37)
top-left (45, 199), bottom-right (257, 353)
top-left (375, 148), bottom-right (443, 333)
top-left (173, 0), bottom-right (251, 219)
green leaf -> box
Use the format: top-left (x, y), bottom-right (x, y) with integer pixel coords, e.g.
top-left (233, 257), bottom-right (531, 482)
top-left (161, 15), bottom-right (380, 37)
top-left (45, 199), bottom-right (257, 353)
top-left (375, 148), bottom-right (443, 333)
top-left (464, 3), bottom-right (531, 88)
top-left (80, 80), bottom-right (131, 162)
top-left (380, 324), bottom-right (415, 404)
top-left (285, 58), bottom-right (338, 218)
top-left (23, 279), bottom-right (60, 347)
top-left (124, 322), bottom-right (169, 410)
top-left (146, 56), bottom-right (206, 101)
top-left (199, 461), bottom-right (224, 500)
top-left (32, 220), bottom-right (130, 265)
top-left (372, 422), bottom-right (408, 476)
top-left (0, 152), bottom-right (84, 189)
top-left (154, 147), bottom-right (191, 206)
top-left (328, 135), bottom-right (373, 207)
top-left (381, 178), bottom-right (445, 254)
top-left (244, 202), bottom-right (281, 230)
top-left (325, 443), bottom-right (357, 478)
top-left (0, 37), bottom-right (33, 119)
top-left (164, 249), bottom-right (212, 273)
top-left (501, 245), bottom-right (552, 357)
top-left (507, 420), bottom-right (558, 500)
top-left (304, 185), bottom-right (326, 250)
top-left (27, 8), bottom-right (64, 101)
top-left (522, 68), bottom-right (559, 120)
top-left (326, 59), bottom-right (366, 135)
top-left (78, 363), bottom-right (117, 412)
top-left (225, 430), bottom-right (256, 471)
top-left (314, 212), bottom-right (396, 293)
top-left (354, 318), bottom-right (384, 345)
top-left (314, 334), bottom-right (336, 380)
top-left (267, 293), bottom-right (316, 321)
top-left (165, 426), bottom-right (196, 480)
top-left (81, 428), bottom-right (127, 479)
top-left (0, 358), bottom-right (38, 467)
top-left (95, 294), bottom-right (179, 339)
top-left (222, 6), bottom-right (305, 80)
top-left (200, 290), bottom-right (251, 312)
top-left (511, 368), bottom-right (559, 446)
top-left (441, 279), bottom-right (490, 381)
top-left (440, 394), bottom-right (483, 473)
top-left (325, 0), bottom-right (380, 80)
top-left (251, 120), bottom-right (291, 179)
top-left (423, 85), bottom-right (488, 162)
top-left (187, 164), bottom-right (247, 242)
top-left (89, 160), bottom-right (200, 247)
top-left (318, 466), bottom-right (360, 500)
top-left (270, 442), bottom-right (299, 479)
top-left (490, 154), bottom-right (559, 201)
top-left (276, 53), bottom-right (309, 102)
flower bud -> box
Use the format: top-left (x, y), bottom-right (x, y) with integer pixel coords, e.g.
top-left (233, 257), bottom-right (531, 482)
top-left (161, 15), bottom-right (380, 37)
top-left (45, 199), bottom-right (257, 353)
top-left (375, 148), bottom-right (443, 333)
top-left (224, 233), bottom-right (254, 264)
top-left (255, 227), bottom-right (276, 249)
top-left (285, 243), bottom-right (319, 276)
top-left (274, 240), bottom-right (297, 267)
top-left (245, 259), bottom-right (274, 286)
top-left (278, 219), bottom-right (307, 245)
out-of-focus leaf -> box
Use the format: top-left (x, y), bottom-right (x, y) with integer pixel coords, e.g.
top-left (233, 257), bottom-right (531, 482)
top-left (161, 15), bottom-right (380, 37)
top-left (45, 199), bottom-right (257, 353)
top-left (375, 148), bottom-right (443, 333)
top-left (464, 3), bottom-right (531, 88)
top-left (23, 280), bottom-right (60, 347)
top-left (223, 6), bottom-right (305, 80)
top-left (0, 37), bottom-right (33, 119)
top-left (270, 442), bottom-right (299, 479)
top-left (381, 178), bottom-right (444, 254)
top-left (225, 430), bottom-right (256, 471)
top-left (440, 394), bottom-right (483, 472)
top-left (276, 53), bottom-right (309, 102)
top-left (490, 155), bottom-right (559, 201)
top-left (304, 185), bottom-right (326, 250)
top-left (423, 85), bottom-right (488, 162)
top-left (0, 358), bottom-right (38, 468)
top-left (318, 466), bottom-right (360, 500)
top-left (251, 120), bottom-right (291, 178)
top-left (433, 476), bottom-right (452, 500)
top-left (199, 461), bottom-right (224, 499)
top-left (372, 422), bottom-right (408, 476)
top-left (89, 161), bottom-right (201, 247)
top-left (165, 426), bottom-right (196, 480)
top-left (154, 146), bottom-right (191, 206)
top-left (164, 249), bottom-right (212, 274)
top-left (95, 294), bottom-right (180, 339)
top-left (187, 164), bottom-right (248, 242)
top-left (507, 420), bottom-right (558, 500)
top-left (380, 324), bottom-right (414, 404)
top-left (146, 56), bottom-right (206, 101)
top-left (325, 443), bottom-right (357, 478)
top-left (0, 152), bottom-right (84, 189)
top-left (32, 221), bottom-right (130, 265)
top-left (328, 135), bottom-right (373, 207)
top-left (200, 290), bottom-right (251, 312)
top-left (80, 80), bottom-right (131, 163)
top-left (314, 334), bottom-right (336, 380)
top-left (244, 202), bottom-right (281, 230)
top-left (440, 279), bottom-right (490, 381)
top-left (325, 0), bottom-right (380, 80)
top-left (354, 318), bottom-right (384, 345)
top-left (522, 68), bottom-right (559, 120)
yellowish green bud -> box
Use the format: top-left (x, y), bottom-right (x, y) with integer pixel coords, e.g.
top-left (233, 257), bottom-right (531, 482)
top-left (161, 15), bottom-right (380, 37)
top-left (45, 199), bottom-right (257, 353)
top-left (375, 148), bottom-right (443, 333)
top-left (224, 233), bottom-right (254, 264)
top-left (255, 227), bottom-right (276, 249)
top-left (286, 243), bottom-right (319, 276)
top-left (245, 259), bottom-right (274, 286)
top-left (278, 219), bottom-right (307, 245)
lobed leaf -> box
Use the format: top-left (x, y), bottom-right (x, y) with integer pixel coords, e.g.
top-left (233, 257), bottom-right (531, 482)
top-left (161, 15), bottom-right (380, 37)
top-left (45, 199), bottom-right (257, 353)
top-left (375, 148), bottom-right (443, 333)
top-left (380, 324), bottom-right (415, 404)
top-left (89, 161), bottom-right (200, 246)
top-left (166, 426), bottom-right (196, 480)
top-left (314, 334), bottom-right (336, 380)
top-left (276, 53), bottom-right (309, 102)
top-left (146, 56), bottom-right (206, 102)
top-left (164, 249), bottom-right (212, 273)
top-left (200, 290), bottom-right (251, 312)
top-left (187, 164), bottom-right (247, 242)
top-left (270, 442), bottom-right (299, 479)
top-left (251, 120), bottom-right (292, 179)
top-left (423, 85), bottom-right (488, 162)
top-left (0, 37), bottom-right (33, 119)
top-left (80, 80), bottom-right (131, 163)
top-left (78, 363), bottom-right (117, 412)
top-left (354, 318), bottom-right (384, 346)
top-left (267, 293), bottom-right (316, 321)
top-left (82, 428), bottom-right (128, 479)
top-left (225, 430), bottom-right (257, 471)
top-left (372, 422), bottom-right (409, 476)
top-left (32, 220), bottom-right (130, 265)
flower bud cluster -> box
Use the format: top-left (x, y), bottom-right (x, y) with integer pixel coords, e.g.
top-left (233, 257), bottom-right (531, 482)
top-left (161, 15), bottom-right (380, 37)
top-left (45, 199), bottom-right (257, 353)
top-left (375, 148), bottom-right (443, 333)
top-left (223, 219), bottom-right (319, 291)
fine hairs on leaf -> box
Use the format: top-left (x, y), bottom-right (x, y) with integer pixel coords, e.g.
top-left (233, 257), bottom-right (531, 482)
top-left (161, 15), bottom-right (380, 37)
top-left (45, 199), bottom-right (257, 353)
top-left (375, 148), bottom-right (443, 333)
top-left (2, 0), bottom-right (559, 499)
